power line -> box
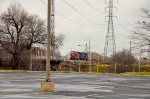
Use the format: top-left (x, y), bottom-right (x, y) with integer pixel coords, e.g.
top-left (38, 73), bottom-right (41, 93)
top-left (61, 0), bottom-right (101, 15)
top-left (115, 22), bottom-right (131, 32)
top-left (41, 0), bottom-right (46, 5)
top-left (40, 0), bottom-right (104, 26)
top-left (81, 0), bottom-right (105, 14)
top-left (115, 25), bottom-right (130, 36)
top-left (116, 0), bottom-right (137, 27)
top-left (63, 0), bottom-right (102, 25)
top-left (96, 0), bottom-right (105, 4)
top-left (107, 0), bottom-right (136, 34)
top-left (62, 0), bottom-right (103, 15)
top-left (56, 11), bottom-right (104, 26)
top-left (117, 0), bottom-right (145, 38)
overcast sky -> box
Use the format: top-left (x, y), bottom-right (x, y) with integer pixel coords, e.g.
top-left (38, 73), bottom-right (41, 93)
top-left (0, 0), bottom-right (150, 56)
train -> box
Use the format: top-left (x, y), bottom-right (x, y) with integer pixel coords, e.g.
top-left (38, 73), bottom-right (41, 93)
top-left (65, 51), bottom-right (88, 61)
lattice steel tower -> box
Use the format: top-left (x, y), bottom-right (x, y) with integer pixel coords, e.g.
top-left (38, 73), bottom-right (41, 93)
top-left (104, 0), bottom-right (116, 57)
top-left (51, 0), bottom-right (55, 60)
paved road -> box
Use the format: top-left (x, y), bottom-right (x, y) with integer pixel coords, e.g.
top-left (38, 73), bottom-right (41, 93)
top-left (0, 72), bottom-right (150, 99)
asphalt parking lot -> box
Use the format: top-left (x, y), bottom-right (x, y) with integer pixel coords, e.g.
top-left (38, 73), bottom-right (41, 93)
top-left (0, 72), bottom-right (150, 99)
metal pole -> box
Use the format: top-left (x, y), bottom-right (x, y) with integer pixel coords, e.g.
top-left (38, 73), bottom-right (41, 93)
top-left (114, 62), bottom-right (116, 74)
top-left (45, 0), bottom-right (51, 81)
top-left (79, 61), bottom-right (81, 73)
top-left (129, 41), bottom-right (132, 66)
top-left (130, 41), bottom-right (132, 54)
top-left (89, 41), bottom-right (91, 72)
top-left (133, 63), bottom-right (135, 75)
top-left (30, 49), bottom-right (32, 71)
top-left (86, 43), bottom-right (88, 61)
top-left (139, 50), bottom-right (141, 72)
top-left (98, 53), bottom-right (99, 65)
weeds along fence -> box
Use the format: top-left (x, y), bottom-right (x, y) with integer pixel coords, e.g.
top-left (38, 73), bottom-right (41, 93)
top-left (55, 62), bottom-right (150, 74)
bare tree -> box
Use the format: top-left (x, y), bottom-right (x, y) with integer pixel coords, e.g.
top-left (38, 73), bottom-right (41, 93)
top-left (131, 8), bottom-right (150, 50)
top-left (0, 3), bottom-right (45, 69)
top-left (111, 49), bottom-right (136, 65)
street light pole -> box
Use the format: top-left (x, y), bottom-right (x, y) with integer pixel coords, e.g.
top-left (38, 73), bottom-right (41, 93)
top-left (78, 42), bottom-right (92, 72)
top-left (45, 0), bottom-right (51, 82)
top-left (40, 0), bottom-right (54, 92)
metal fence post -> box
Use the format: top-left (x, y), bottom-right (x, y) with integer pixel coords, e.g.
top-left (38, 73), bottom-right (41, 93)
top-left (79, 61), bottom-right (81, 73)
top-left (114, 63), bottom-right (117, 74)
top-left (96, 65), bottom-right (99, 73)
top-left (133, 63), bottom-right (135, 75)
top-left (69, 63), bottom-right (71, 73)
top-left (59, 65), bottom-right (62, 71)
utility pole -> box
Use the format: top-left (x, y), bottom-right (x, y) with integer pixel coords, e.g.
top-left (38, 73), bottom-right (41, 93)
top-left (40, 0), bottom-right (54, 92)
top-left (130, 41), bottom-right (132, 54)
top-left (46, 0), bottom-right (51, 82)
top-left (85, 43), bottom-right (88, 61)
top-left (89, 41), bottom-right (92, 72)
top-left (129, 41), bottom-right (132, 65)
top-left (85, 43), bottom-right (88, 53)
top-left (104, 0), bottom-right (117, 58)
top-left (51, 0), bottom-right (55, 60)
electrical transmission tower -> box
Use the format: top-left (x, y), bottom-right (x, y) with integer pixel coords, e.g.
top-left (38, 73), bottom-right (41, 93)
top-left (51, 0), bottom-right (55, 60)
top-left (104, 0), bottom-right (117, 57)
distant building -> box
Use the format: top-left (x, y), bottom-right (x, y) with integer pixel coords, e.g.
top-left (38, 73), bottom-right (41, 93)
top-left (0, 46), bottom-right (47, 67)
top-left (31, 47), bottom-right (46, 60)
